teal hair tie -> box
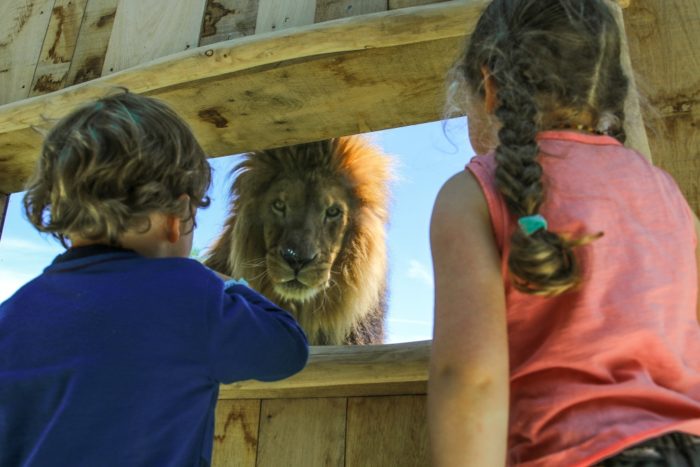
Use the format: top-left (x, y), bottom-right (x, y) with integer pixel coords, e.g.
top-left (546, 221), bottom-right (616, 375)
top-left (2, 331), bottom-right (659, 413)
top-left (518, 214), bottom-right (548, 236)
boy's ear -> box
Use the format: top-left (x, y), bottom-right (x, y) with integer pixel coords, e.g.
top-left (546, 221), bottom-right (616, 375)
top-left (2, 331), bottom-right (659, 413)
top-left (164, 194), bottom-right (192, 243)
top-left (164, 215), bottom-right (182, 244)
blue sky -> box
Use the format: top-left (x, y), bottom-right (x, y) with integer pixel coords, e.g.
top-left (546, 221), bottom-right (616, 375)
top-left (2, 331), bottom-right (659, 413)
top-left (0, 117), bottom-right (472, 343)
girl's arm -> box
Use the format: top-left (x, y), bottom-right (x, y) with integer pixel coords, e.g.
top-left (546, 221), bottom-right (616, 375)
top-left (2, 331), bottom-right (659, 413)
top-left (428, 170), bottom-right (510, 467)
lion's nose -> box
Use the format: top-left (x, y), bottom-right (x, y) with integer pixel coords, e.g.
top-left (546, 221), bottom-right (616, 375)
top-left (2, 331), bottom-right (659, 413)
top-left (280, 248), bottom-right (315, 274)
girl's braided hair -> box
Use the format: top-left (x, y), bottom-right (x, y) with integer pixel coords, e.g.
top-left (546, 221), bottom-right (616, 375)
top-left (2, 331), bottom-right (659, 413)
top-left (459, 0), bottom-right (628, 295)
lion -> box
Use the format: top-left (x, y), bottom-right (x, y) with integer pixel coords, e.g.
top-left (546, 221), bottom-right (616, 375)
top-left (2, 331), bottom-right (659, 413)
top-left (205, 136), bottom-right (392, 345)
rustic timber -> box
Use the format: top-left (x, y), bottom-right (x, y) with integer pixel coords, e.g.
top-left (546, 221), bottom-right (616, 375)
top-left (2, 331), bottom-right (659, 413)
top-left (257, 398), bottom-right (347, 466)
top-left (315, 0), bottom-right (387, 22)
top-left (255, 0), bottom-right (317, 33)
top-left (219, 340), bottom-right (430, 399)
top-left (211, 399), bottom-right (260, 467)
top-left (346, 396), bottom-right (429, 466)
top-left (63, 0), bottom-right (119, 86)
top-left (199, 0), bottom-right (259, 46)
top-left (0, 0), bottom-right (55, 105)
top-left (0, 0), bottom-right (486, 194)
top-left (389, 0), bottom-right (449, 8)
top-left (101, 0), bottom-right (208, 75)
top-left (623, 0), bottom-right (700, 214)
top-left (29, 0), bottom-right (89, 97)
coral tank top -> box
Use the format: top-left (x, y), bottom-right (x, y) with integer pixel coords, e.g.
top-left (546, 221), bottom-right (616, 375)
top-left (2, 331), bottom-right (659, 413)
top-left (467, 131), bottom-right (700, 466)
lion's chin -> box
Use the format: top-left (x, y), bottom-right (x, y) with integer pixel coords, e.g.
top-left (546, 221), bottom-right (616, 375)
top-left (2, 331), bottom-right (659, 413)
top-left (273, 279), bottom-right (323, 303)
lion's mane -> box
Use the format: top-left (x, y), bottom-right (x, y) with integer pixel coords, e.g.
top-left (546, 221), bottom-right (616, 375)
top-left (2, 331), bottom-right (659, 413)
top-left (205, 136), bottom-right (391, 345)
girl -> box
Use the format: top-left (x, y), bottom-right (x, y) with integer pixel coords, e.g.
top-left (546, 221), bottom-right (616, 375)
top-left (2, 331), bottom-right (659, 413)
top-left (428, 0), bottom-right (700, 466)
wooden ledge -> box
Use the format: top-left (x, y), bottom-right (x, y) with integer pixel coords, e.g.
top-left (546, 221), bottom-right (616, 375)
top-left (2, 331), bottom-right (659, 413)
top-left (218, 340), bottom-right (431, 400)
top-left (0, 0), bottom-right (488, 194)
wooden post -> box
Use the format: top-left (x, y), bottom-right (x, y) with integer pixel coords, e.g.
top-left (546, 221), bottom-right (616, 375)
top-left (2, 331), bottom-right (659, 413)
top-left (622, 0), bottom-right (700, 213)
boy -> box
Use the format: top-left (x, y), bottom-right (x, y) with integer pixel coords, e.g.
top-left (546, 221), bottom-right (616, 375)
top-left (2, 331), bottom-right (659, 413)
top-left (0, 91), bottom-right (308, 466)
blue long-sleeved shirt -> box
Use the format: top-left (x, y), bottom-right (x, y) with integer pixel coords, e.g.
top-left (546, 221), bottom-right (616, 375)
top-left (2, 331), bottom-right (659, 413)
top-left (0, 245), bottom-right (308, 466)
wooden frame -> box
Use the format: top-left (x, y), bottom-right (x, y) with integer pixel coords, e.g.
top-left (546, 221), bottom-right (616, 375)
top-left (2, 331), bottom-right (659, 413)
top-left (0, 0), bottom-right (487, 194)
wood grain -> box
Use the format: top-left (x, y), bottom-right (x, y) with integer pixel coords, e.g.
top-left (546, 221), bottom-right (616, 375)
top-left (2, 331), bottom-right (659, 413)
top-left (315, 0), bottom-right (387, 22)
top-left (257, 398), bottom-right (346, 467)
top-left (29, 0), bottom-right (89, 97)
top-left (211, 399), bottom-right (260, 467)
top-left (623, 0), bottom-right (700, 213)
top-left (389, 0), bottom-right (448, 8)
top-left (0, 0), bottom-right (55, 105)
top-left (0, 0), bottom-right (484, 194)
top-left (199, 0), bottom-right (259, 46)
top-left (219, 341), bottom-right (429, 400)
top-left (64, 0), bottom-right (118, 86)
top-left (101, 0), bottom-right (208, 74)
top-left (345, 395), bottom-right (429, 467)
top-left (255, 0), bottom-right (316, 33)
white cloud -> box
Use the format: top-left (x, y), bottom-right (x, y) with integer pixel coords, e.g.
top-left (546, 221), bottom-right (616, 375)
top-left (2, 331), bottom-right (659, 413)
top-left (0, 270), bottom-right (34, 303)
top-left (0, 237), bottom-right (61, 254)
top-left (407, 259), bottom-right (433, 287)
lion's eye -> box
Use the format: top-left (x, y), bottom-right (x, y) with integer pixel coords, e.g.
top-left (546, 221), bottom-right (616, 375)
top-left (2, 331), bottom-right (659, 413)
top-left (272, 200), bottom-right (286, 213)
top-left (326, 206), bottom-right (342, 218)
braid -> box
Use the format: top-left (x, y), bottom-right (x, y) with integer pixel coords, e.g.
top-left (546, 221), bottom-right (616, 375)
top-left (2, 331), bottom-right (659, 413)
top-left (456, 0), bottom-right (627, 295)
top-left (492, 57), bottom-right (583, 296)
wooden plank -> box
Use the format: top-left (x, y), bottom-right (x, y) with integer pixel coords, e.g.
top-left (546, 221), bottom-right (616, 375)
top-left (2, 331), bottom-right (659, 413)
top-left (29, 0), bottom-right (89, 96)
top-left (0, 194), bottom-right (9, 242)
top-left (64, 0), bottom-right (118, 86)
top-left (102, 0), bottom-right (208, 74)
top-left (0, 0), bottom-right (483, 194)
top-left (257, 398), bottom-right (346, 467)
top-left (219, 341), bottom-right (429, 400)
top-left (389, 0), bottom-right (448, 8)
top-left (211, 399), bottom-right (260, 467)
top-left (315, 0), bottom-right (387, 22)
top-left (0, 0), bottom-right (56, 105)
top-left (199, 0), bottom-right (259, 46)
top-left (255, 0), bottom-right (316, 33)
top-left (623, 0), bottom-right (700, 213)
top-left (345, 395), bottom-right (429, 467)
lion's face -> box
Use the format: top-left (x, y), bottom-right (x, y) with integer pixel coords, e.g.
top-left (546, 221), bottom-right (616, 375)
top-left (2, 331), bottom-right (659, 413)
top-left (260, 175), bottom-right (354, 302)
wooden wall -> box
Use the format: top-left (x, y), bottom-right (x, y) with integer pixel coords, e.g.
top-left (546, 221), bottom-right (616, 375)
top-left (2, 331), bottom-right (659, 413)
top-left (212, 340), bottom-right (430, 467)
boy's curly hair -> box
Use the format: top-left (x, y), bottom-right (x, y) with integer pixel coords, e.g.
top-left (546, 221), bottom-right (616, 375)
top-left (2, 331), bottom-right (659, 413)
top-left (23, 90), bottom-right (211, 247)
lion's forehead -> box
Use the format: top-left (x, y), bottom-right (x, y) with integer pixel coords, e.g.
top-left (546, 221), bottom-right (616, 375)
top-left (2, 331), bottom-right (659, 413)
top-left (266, 176), bottom-right (353, 208)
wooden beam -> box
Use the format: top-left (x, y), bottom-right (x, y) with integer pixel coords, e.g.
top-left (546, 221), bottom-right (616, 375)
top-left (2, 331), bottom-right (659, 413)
top-left (218, 340), bottom-right (430, 400)
top-left (623, 0), bottom-right (700, 213)
top-left (0, 0), bottom-right (485, 194)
